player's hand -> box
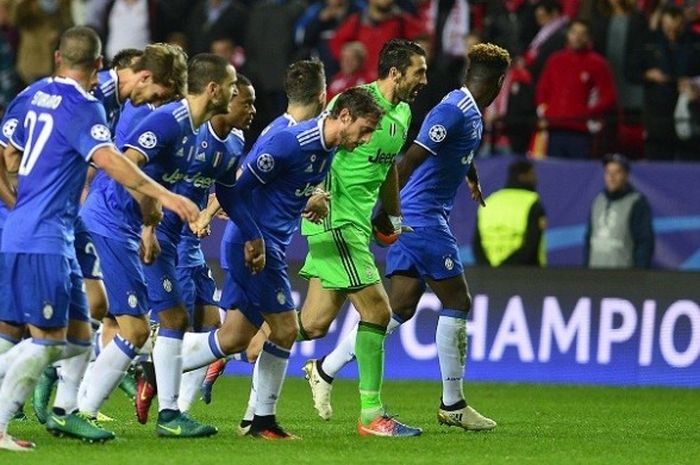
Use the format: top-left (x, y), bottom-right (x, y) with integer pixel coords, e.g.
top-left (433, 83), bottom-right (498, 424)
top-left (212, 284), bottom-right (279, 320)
top-left (139, 227), bottom-right (161, 265)
top-left (140, 197), bottom-right (163, 226)
top-left (215, 209), bottom-right (230, 221)
top-left (302, 189), bottom-right (331, 224)
top-left (467, 178), bottom-right (486, 207)
top-left (372, 210), bottom-right (412, 247)
top-left (244, 238), bottom-right (266, 274)
top-left (189, 210), bottom-right (213, 238)
top-left (160, 192), bottom-right (199, 223)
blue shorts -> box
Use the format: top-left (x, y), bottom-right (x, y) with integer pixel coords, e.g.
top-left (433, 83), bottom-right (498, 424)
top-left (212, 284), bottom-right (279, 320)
top-left (385, 226), bottom-right (464, 281)
top-left (176, 263), bottom-right (218, 319)
top-left (219, 242), bottom-right (294, 328)
top-left (91, 233), bottom-right (149, 317)
top-left (0, 253), bottom-right (88, 328)
top-left (143, 240), bottom-right (183, 314)
top-left (74, 217), bottom-right (103, 280)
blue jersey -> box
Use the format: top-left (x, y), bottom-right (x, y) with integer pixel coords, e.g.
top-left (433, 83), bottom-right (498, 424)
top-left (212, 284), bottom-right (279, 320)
top-left (221, 113), bottom-right (297, 246)
top-left (1, 77), bottom-right (114, 257)
top-left (82, 98), bottom-right (199, 245)
top-left (221, 116), bottom-right (335, 250)
top-left (0, 78), bottom-right (51, 229)
top-left (93, 69), bottom-right (122, 131)
top-left (88, 100), bottom-right (155, 199)
top-left (401, 87), bottom-right (483, 229)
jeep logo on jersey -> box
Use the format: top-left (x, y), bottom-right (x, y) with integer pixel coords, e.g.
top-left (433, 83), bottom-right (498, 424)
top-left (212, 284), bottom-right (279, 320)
top-left (429, 124), bottom-right (447, 143)
top-left (256, 153), bottom-right (274, 172)
top-left (461, 151), bottom-right (474, 165)
top-left (2, 118), bottom-right (17, 138)
top-left (368, 149), bottom-right (397, 164)
top-left (90, 124), bottom-right (111, 142)
top-left (138, 131), bottom-right (158, 149)
top-left (162, 169), bottom-right (216, 188)
top-left (295, 182), bottom-right (316, 197)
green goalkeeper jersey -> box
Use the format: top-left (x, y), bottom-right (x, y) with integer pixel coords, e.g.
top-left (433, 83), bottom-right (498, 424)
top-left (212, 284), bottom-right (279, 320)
top-left (302, 81), bottom-right (412, 237)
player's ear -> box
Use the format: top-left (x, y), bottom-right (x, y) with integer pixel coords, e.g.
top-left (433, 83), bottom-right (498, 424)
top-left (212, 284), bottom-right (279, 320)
top-left (54, 50), bottom-right (62, 68)
top-left (206, 81), bottom-right (219, 97)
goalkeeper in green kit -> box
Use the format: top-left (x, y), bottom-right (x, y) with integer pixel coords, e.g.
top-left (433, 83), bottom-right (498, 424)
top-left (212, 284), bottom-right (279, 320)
top-left (298, 39), bottom-right (427, 437)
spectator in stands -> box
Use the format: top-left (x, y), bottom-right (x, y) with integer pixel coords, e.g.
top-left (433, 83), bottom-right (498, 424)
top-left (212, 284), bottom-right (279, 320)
top-left (525, 0), bottom-right (568, 82)
top-left (584, 153), bottom-right (654, 268)
top-left (294, 0), bottom-right (362, 77)
top-left (326, 41), bottom-right (371, 101)
top-left (641, 5), bottom-right (700, 160)
top-left (329, 0), bottom-right (425, 80)
top-left (0, 0), bottom-right (18, 111)
top-left (483, 0), bottom-right (538, 57)
top-left (10, 0), bottom-right (73, 85)
top-left (536, 19), bottom-right (617, 159)
top-left (473, 160), bottom-right (547, 267)
top-left (180, 0), bottom-right (248, 55)
top-left (90, 0), bottom-right (164, 60)
top-left (591, 0), bottom-right (647, 157)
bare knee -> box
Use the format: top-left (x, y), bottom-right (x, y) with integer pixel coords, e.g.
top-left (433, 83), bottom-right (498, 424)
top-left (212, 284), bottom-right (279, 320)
top-left (0, 321), bottom-right (24, 342)
top-left (118, 318), bottom-right (150, 348)
top-left (300, 312), bottom-right (333, 340)
top-left (268, 317), bottom-right (298, 349)
top-left (157, 307), bottom-right (189, 332)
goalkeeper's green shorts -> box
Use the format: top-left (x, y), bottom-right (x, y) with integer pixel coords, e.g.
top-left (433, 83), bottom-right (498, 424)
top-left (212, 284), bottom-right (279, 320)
top-left (299, 226), bottom-right (380, 290)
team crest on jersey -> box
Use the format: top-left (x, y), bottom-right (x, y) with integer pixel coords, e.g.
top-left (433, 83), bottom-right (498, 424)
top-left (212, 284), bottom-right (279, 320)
top-left (127, 293), bottom-right (138, 309)
top-left (276, 290), bottom-right (286, 305)
top-left (42, 303), bottom-right (54, 320)
top-left (2, 118), bottom-right (17, 138)
top-left (163, 278), bottom-right (173, 293)
top-left (429, 124), bottom-right (447, 143)
top-left (444, 256), bottom-right (454, 271)
top-left (90, 124), bottom-right (111, 142)
top-left (138, 131), bottom-right (158, 149)
top-left (257, 153), bottom-right (274, 172)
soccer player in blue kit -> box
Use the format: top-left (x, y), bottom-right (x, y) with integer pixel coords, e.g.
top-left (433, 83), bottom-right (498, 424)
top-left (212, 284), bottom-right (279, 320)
top-left (79, 53), bottom-right (237, 439)
top-left (311, 43), bottom-right (511, 431)
top-left (178, 87), bottom-right (382, 439)
top-left (0, 26), bottom-right (198, 452)
top-left (133, 73), bottom-right (253, 424)
top-left (175, 74), bottom-right (257, 415)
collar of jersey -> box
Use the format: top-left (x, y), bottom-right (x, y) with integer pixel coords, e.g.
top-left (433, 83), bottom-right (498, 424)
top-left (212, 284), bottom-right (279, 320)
top-left (53, 76), bottom-right (98, 101)
top-left (459, 86), bottom-right (482, 118)
top-left (179, 98), bottom-right (199, 134)
top-left (317, 114), bottom-right (330, 151)
top-left (110, 68), bottom-right (122, 106)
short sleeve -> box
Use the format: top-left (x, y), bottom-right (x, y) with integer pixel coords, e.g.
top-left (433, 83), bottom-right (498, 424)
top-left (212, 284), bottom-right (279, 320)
top-left (414, 103), bottom-right (465, 156)
top-left (67, 101), bottom-right (115, 162)
top-left (122, 110), bottom-right (179, 163)
top-left (244, 132), bottom-right (294, 185)
top-left (0, 95), bottom-right (27, 148)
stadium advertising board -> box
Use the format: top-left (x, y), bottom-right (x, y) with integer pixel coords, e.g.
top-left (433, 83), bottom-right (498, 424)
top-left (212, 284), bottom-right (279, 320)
top-left (221, 267), bottom-right (700, 388)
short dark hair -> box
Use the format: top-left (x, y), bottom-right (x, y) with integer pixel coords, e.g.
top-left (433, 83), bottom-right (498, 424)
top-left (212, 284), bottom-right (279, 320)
top-left (236, 73), bottom-right (252, 88)
top-left (132, 43), bottom-right (188, 97)
top-left (109, 48), bottom-right (143, 70)
top-left (59, 26), bottom-right (102, 70)
top-left (535, 0), bottom-right (562, 15)
top-left (187, 53), bottom-right (231, 94)
top-left (507, 159), bottom-right (535, 185)
top-left (377, 39), bottom-right (426, 79)
top-left (466, 43), bottom-right (511, 81)
top-left (330, 87), bottom-right (383, 121)
top-left (602, 153), bottom-right (631, 172)
top-left (284, 60), bottom-right (325, 106)
top-left (661, 4), bottom-right (684, 19)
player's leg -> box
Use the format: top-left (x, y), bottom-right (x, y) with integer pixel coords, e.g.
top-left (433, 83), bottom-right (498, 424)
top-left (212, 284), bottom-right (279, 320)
top-left (427, 273), bottom-right (496, 431)
top-left (0, 254), bottom-right (86, 451)
top-left (77, 234), bottom-right (151, 426)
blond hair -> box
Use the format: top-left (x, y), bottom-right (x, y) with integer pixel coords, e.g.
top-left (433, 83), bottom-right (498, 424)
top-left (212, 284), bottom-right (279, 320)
top-left (132, 43), bottom-right (189, 97)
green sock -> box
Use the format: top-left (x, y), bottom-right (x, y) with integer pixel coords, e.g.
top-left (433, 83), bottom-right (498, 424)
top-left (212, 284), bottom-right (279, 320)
top-left (356, 321), bottom-right (386, 425)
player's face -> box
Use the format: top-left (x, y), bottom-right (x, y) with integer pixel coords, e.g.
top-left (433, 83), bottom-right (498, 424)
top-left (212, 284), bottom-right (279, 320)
top-left (227, 84), bottom-right (257, 130)
top-left (395, 54), bottom-right (428, 103)
top-left (131, 79), bottom-right (173, 106)
top-left (604, 162), bottom-right (628, 193)
top-left (212, 65), bottom-right (238, 115)
top-left (339, 114), bottom-right (379, 151)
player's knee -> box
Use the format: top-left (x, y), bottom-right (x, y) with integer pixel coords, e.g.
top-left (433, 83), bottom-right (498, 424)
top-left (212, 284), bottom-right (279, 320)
top-left (158, 307), bottom-right (189, 332)
top-left (269, 320), bottom-right (298, 349)
top-left (89, 296), bottom-right (108, 321)
top-left (443, 292), bottom-right (472, 313)
top-left (0, 321), bottom-right (24, 341)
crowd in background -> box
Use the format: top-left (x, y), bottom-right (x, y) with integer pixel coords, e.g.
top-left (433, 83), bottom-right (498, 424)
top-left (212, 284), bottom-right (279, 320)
top-left (0, 0), bottom-right (698, 162)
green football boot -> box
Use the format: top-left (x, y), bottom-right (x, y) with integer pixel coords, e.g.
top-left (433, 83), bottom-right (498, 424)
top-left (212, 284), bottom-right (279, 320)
top-left (46, 411), bottom-right (116, 443)
top-left (156, 410), bottom-right (218, 438)
top-left (33, 366), bottom-right (58, 424)
top-left (118, 366), bottom-right (138, 400)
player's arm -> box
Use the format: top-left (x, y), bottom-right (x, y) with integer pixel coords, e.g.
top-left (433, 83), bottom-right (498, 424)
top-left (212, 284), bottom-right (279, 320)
top-left (302, 186), bottom-right (330, 224)
top-left (465, 161), bottom-right (485, 207)
top-left (91, 146), bottom-right (198, 223)
top-left (120, 147), bottom-right (163, 226)
top-left (190, 193), bottom-right (221, 237)
top-left (396, 142), bottom-right (431, 189)
top-left (0, 144), bottom-right (16, 208)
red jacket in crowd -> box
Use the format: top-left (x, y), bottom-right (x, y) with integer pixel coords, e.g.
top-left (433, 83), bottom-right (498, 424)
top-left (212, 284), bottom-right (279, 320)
top-left (536, 47), bottom-right (617, 133)
top-left (327, 69), bottom-right (373, 102)
top-left (329, 12), bottom-right (425, 80)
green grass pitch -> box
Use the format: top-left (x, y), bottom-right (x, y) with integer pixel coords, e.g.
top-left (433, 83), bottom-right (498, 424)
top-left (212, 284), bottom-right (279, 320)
top-left (6, 376), bottom-right (700, 465)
